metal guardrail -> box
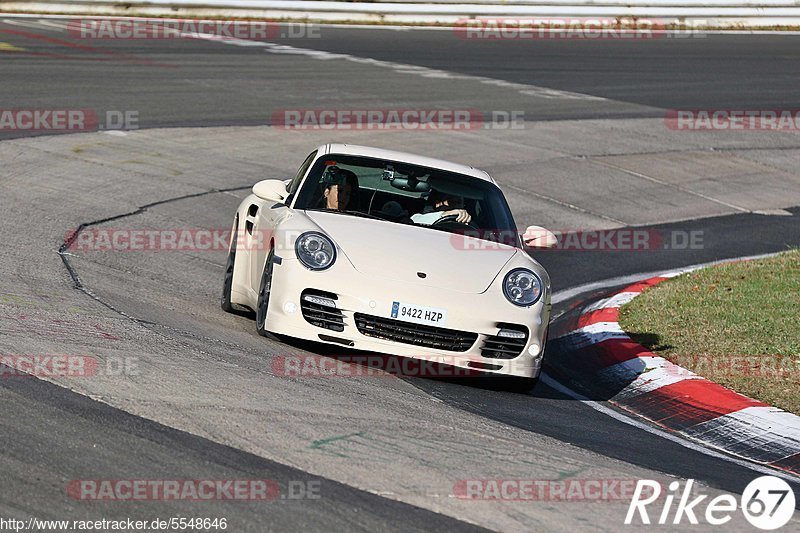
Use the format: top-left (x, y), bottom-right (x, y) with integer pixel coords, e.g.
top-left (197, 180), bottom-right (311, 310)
top-left (366, 0), bottom-right (800, 5)
top-left (2, 0), bottom-right (800, 26)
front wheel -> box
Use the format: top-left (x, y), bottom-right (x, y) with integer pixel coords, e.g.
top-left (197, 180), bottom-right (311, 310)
top-left (221, 219), bottom-right (238, 313)
top-left (255, 249), bottom-right (275, 337)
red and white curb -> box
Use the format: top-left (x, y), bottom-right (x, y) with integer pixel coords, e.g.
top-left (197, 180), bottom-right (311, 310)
top-left (555, 271), bottom-right (800, 477)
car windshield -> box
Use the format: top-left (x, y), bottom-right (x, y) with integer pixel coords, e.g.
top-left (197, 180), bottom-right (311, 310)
top-left (292, 154), bottom-right (520, 246)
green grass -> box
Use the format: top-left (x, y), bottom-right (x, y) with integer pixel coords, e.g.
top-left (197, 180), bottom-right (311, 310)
top-left (618, 249), bottom-right (800, 414)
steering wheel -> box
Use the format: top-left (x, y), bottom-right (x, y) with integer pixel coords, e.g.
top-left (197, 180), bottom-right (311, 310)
top-left (431, 214), bottom-right (479, 230)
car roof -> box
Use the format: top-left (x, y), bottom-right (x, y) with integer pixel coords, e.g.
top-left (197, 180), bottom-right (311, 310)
top-left (320, 144), bottom-right (495, 184)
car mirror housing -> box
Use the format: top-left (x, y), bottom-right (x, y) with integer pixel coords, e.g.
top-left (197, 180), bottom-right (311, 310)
top-left (253, 179), bottom-right (288, 202)
top-left (522, 226), bottom-right (558, 249)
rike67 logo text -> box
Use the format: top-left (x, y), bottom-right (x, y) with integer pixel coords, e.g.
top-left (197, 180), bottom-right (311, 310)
top-left (626, 477), bottom-right (795, 530)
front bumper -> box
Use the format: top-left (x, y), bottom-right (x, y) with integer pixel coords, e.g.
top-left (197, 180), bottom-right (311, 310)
top-left (264, 256), bottom-right (549, 378)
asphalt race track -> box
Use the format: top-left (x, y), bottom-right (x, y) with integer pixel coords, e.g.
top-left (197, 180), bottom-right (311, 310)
top-left (1, 16), bottom-right (800, 531)
top-left (3, 21), bottom-right (800, 136)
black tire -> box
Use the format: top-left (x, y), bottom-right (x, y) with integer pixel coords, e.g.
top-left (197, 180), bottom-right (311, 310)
top-left (255, 249), bottom-right (275, 337)
top-left (220, 219), bottom-right (238, 313)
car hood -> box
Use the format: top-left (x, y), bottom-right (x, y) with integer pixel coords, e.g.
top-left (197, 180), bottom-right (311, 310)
top-left (304, 210), bottom-right (518, 294)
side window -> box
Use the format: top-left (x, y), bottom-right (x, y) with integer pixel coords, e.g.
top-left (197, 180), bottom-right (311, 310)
top-left (286, 151), bottom-right (317, 202)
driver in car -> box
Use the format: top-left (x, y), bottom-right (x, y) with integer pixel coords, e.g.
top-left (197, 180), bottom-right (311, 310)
top-left (321, 166), bottom-right (359, 211)
top-left (411, 190), bottom-right (472, 225)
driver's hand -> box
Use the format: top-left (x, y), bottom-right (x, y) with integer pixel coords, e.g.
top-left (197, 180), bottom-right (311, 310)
top-left (444, 209), bottom-right (471, 224)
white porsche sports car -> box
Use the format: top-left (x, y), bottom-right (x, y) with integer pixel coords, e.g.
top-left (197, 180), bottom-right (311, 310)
top-left (222, 144), bottom-right (555, 380)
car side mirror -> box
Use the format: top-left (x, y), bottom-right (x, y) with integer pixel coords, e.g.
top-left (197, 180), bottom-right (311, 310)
top-left (522, 226), bottom-right (558, 248)
top-left (252, 179), bottom-right (288, 203)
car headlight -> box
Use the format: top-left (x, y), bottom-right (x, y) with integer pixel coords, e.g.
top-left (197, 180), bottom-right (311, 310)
top-left (295, 232), bottom-right (336, 271)
top-left (503, 268), bottom-right (543, 306)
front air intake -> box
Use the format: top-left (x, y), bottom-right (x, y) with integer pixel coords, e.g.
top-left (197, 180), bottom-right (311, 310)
top-left (481, 323), bottom-right (528, 359)
top-left (300, 289), bottom-right (345, 332)
top-left (354, 313), bottom-right (477, 352)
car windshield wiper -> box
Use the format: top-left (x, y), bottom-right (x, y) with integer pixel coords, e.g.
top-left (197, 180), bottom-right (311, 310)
top-left (307, 208), bottom-right (383, 220)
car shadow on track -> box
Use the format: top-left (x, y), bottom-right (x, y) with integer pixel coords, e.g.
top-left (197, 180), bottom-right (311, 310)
top-left (266, 332), bottom-right (566, 396)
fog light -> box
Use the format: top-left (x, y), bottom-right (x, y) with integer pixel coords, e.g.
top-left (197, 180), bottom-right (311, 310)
top-left (497, 328), bottom-right (526, 339)
top-left (528, 344), bottom-right (541, 357)
top-left (302, 294), bottom-right (337, 308)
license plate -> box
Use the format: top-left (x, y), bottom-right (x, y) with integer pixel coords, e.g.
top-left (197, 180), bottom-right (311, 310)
top-left (390, 301), bottom-right (447, 327)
